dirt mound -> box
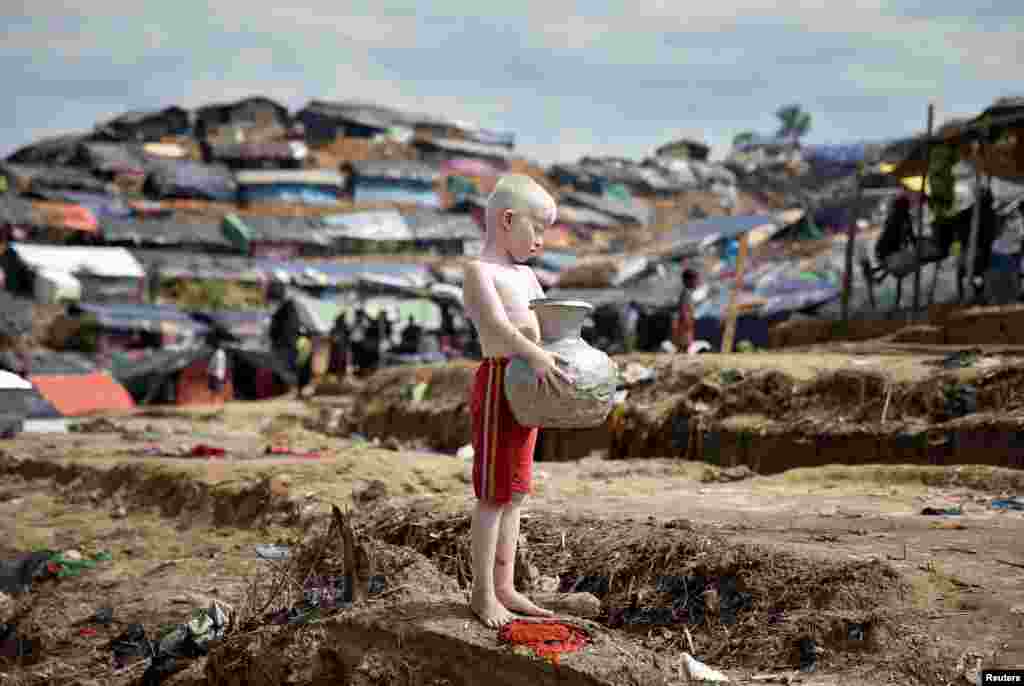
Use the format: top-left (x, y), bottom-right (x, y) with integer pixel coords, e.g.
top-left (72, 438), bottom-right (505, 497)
top-left (0, 452), bottom-right (309, 529)
top-left (358, 503), bottom-right (955, 681)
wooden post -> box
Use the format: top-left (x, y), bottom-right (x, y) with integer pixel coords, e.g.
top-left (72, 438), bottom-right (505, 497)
top-left (964, 143), bottom-right (986, 303)
top-left (720, 231), bottom-right (749, 354)
top-left (912, 103), bottom-right (935, 318)
top-left (841, 163), bottom-right (864, 323)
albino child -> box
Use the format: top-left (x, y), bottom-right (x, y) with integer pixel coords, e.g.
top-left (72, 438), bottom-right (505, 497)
top-left (461, 174), bottom-right (570, 627)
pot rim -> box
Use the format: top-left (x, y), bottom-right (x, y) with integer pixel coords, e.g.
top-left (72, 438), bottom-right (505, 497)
top-left (528, 298), bottom-right (594, 312)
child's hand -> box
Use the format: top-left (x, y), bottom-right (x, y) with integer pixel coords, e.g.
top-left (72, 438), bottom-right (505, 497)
top-left (528, 350), bottom-right (572, 391)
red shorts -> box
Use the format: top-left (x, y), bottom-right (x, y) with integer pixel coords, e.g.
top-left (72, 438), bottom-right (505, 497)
top-left (470, 358), bottom-right (538, 504)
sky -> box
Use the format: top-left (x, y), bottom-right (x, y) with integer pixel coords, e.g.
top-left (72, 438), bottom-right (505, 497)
top-left (3, 1), bottom-right (1021, 166)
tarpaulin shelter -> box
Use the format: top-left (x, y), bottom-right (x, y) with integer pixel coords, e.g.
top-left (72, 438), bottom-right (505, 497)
top-left (132, 249), bottom-right (267, 285)
top-left (28, 201), bottom-right (99, 234)
top-left (556, 204), bottom-right (620, 229)
top-left (94, 107), bottom-right (190, 142)
top-left (646, 214), bottom-right (779, 259)
top-left (0, 292), bottom-right (34, 344)
top-left (109, 345), bottom-right (236, 406)
top-left (222, 214), bottom-right (347, 258)
top-left (561, 190), bottom-right (653, 226)
top-left (66, 302), bottom-right (210, 350)
top-left (295, 100), bottom-right (404, 143)
top-left (2, 243), bottom-right (146, 303)
top-left (208, 141), bottom-right (307, 170)
top-left (235, 169), bottom-right (345, 207)
top-left (71, 142), bottom-right (152, 178)
top-left (29, 370), bottom-right (134, 417)
top-left (5, 134), bottom-right (86, 167)
top-left (0, 195), bottom-right (38, 240)
top-left (0, 370), bottom-right (66, 436)
top-left (143, 159), bottom-right (237, 202)
top-left (34, 189), bottom-right (133, 221)
top-left (655, 138), bottom-right (711, 162)
top-left (348, 160), bottom-right (441, 207)
top-left (413, 137), bottom-right (512, 168)
top-left (103, 217), bottom-right (235, 251)
top-left (190, 309), bottom-right (271, 343)
top-left (2, 164), bottom-right (109, 195)
top-left (317, 209), bottom-right (414, 246)
top-left (111, 343), bottom-right (293, 405)
top-left (195, 97), bottom-right (291, 140)
top-left (270, 291), bottom-right (346, 382)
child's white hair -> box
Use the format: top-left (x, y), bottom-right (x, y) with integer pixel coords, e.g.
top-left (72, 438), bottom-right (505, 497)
top-left (485, 174), bottom-right (556, 236)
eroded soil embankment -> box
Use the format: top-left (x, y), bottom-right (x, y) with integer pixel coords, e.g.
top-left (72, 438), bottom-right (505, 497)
top-left (332, 360), bottom-right (1024, 469)
top-left (0, 451), bottom-right (307, 529)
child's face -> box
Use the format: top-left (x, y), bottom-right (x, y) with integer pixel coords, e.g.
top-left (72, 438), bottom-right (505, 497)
top-left (501, 208), bottom-right (550, 263)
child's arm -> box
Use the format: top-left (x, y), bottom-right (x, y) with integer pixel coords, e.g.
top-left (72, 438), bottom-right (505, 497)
top-left (463, 262), bottom-right (568, 385)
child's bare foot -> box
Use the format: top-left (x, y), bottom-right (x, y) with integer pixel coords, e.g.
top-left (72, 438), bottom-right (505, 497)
top-left (496, 588), bottom-right (554, 618)
top-left (471, 588), bottom-right (514, 628)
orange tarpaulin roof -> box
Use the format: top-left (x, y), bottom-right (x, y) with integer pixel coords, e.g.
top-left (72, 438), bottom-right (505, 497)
top-left (31, 201), bottom-right (99, 233)
top-left (29, 372), bottom-right (135, 417)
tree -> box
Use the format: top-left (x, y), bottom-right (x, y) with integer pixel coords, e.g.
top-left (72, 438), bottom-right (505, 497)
top-left (775, 104), bottom-right (812, 144)
top-left (732, 131), bottom-right (756, 148)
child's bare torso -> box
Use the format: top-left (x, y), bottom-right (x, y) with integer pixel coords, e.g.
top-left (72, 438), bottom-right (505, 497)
top-left (466, 261), bottom-right (542, 358)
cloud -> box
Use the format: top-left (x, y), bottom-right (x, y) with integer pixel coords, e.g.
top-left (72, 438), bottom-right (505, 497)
top-left (0, 1), bottom-right (1019, 164)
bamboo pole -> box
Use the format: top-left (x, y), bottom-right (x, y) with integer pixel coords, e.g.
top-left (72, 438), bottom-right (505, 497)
top-left (912, 103), bottom-right (935, 318)
top-left (720, 231), bottom-right (749, 354)
top-left (964, 142), bottom-right (986, 303)
top-left (840, 163), bottom-right (864, 323)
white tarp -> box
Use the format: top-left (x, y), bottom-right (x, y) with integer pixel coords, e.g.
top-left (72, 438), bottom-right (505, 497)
top-left (34, 269), bottom-right (81, 304)
top-left (0, 371), bottom-right (32, 391)
top-left (13, 243), bottom-right (146, 279)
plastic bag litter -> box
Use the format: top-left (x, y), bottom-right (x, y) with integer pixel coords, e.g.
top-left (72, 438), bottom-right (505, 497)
top-left (682, 652), bottom-right (730, 682)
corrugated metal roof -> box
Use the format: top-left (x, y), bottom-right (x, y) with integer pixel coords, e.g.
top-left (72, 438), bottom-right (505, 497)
top-left (11, 243), bottom-right (146, 279)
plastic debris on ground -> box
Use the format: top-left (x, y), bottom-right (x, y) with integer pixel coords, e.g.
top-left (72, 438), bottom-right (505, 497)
top-left (190, 444), bottom-right (226, 458)
top-left (108, 600), bottom-right (233, 686)
top-left (682, 652), bottom-right (730, 682)
top-left (498, 619), bottom-right (589, 665)
top-left (264, 445), bottom-right (323, 459)
top-left (991, 497), bottom-right (1024, 511)
top-left (254, 544), bottom-right (291, 561)
top-left (264, 574), bottom-right (388, 626)
top-left (921, 506), bottom-right (963, 516)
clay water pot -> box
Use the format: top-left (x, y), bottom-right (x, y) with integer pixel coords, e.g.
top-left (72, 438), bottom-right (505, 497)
top-left (505, 299), bottom-right (619, 429)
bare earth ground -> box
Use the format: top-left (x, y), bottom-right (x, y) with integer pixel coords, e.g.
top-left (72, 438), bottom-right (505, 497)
top-left (0, 397), bottom-right (1021, 685)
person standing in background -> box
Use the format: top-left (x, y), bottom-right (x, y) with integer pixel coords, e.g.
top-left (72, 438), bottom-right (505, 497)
top-left (673, 268), bottom-right (699, 352)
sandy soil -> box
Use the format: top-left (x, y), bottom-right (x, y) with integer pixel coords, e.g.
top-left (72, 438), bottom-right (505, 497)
top-left (0, 396), bottom-right (1021, 685)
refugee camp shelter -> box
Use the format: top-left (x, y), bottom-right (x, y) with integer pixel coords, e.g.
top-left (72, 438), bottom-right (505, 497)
top-left (111, 346), bottom-right (231, 406)
top-left (655, 138), bottom-right (711, 162)
top-left (7, 352), bottom-right (136, 417)
top-left (0, 370), bottom-right (67, 436)
top-left (235, 169), bottom-right (345, 207)
top-left (413, 137), bottom-right (512, 169)
top-left (1, 243), bottom-right (146, 304)
top-left (94, 107), bottom-right (190, 142)
top-left (0, 194), bottom-right (38, 241)
top-left (2, 163), bottom-right (110, 195)
top-left (0, 292), bottom-right (34, 348)
top-left (142, 158), bottom-right (237, 202)
top-left (65, 302), bottom-right (211, 351)
top-left (221, 214), bottom-right (348, 258)
top-left (346, 160), bottom-right (441, 207)
top-left (5, 134), bottom-right (87, 167)
top-left (195, 97), bottom-right (291, 141)
top-left (295, 100), bottom-right (411, 144)
top-left (207, 141), bottom-right (307, 170)
top-left (104, 217), bottom-right (235, 253)
top-left (317, 209), bottom-right (479, 255)
top-left (270, 291), bottom-right (346, 380)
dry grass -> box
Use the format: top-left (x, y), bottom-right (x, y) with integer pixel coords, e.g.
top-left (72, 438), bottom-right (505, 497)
top-left (769, 464), bottom-right (1023, 494)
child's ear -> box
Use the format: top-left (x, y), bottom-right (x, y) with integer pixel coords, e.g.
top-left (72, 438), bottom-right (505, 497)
top-left (503, 209), bottom-right (514, 230)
